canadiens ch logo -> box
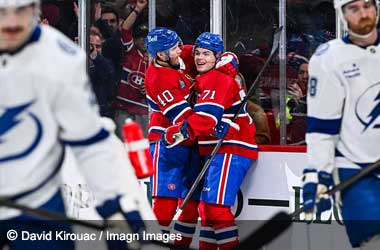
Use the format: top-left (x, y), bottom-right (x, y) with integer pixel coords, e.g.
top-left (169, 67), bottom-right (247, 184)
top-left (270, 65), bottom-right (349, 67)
top-left (355, 82), bottom-right (380, 132)
top-left (127, 71), bottom-right (145, 90)
top-left (0, 101), bottom-right (43, 162)
top-left (167, 184), bottom-right (176, 190)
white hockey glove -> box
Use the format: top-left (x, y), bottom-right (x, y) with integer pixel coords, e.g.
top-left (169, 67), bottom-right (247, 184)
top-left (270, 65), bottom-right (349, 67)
top-left (96, 195), bottom-right (146, 237)
top-left (302, 169), bottom-right (333, 223)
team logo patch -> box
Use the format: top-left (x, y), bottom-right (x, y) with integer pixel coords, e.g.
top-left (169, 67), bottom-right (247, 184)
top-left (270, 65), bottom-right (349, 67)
top-left (57, 39), bottom-right (78, 55)
top-left (315, 43), bottom-right (329, 56)
top-left (167, 184), bottom-right (176, 190)
top-left (343, 63), bottom-right (361, 79)
top-left (127, 71), bottom-right (145, 90)
top-left (0, 101), bottom-right (43, 162)
top-left (179, 78), bottom-right (186, 89)
top-left (355, 82), bottom-right (380, 132)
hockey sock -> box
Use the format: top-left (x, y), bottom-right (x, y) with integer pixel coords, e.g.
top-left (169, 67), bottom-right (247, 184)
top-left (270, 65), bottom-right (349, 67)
top-left (200, 201), bottom-right (239, 249)
top-left (173, 198), bottom-right (199, 247)
top-left (199, 202), bottom-right (218, 250)
top-left (153, 197), bottom-right (178, 234)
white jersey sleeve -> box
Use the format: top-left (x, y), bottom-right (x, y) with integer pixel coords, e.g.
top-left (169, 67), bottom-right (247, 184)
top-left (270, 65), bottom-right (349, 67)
top-left (306, 42), bottom-right (345, 173)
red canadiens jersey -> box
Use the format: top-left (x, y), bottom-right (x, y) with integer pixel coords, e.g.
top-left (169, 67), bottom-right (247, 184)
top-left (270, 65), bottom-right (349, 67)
top-left (145, 45), bottom-right (196, 143)
top-left (115, 28), bottom-right (149, 115)
top-left (187, 70), bottom-right (258, 159)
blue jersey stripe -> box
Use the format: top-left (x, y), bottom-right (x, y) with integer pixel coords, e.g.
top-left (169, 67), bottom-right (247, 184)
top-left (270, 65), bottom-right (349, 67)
top-left (147, 98), bottom-right (161, 112)
top-left (194, 103), bottom-right (224, 121)
top-left (307, 117), bottom-right (341, 135)
top-left (165, 102), bottom-right (191, 123)
top-left (224, 103), bottom-right (246, 115)
top-left (62, 128), bottom-right (109, 146)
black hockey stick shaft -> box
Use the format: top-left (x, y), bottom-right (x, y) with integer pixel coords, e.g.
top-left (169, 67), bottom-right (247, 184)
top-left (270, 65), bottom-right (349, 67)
top-left (239, 158), bottom-right (380, 249)
top-left (0, 197), bottom-right (269, 250)
top-left (291, 157), bottom-right (380, 218)
top-left (172, 26), bottom-right (284, 223)
top-left (0, 197), bottom-right (196, 250)
top-left (0, 197), bottom-right (107, 230)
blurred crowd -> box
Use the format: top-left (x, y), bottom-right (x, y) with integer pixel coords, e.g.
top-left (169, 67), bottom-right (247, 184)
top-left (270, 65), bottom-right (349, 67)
top-left (39, 0), bottom-right (336, 145)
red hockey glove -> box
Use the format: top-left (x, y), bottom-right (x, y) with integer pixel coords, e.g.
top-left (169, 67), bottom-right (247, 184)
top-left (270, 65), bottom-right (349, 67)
top-left (214, 118), bottom-right (240, 140)
top-left (216, 52), bottom-right (239, 78)
top-left (163, 120), bottom-right (191, 147)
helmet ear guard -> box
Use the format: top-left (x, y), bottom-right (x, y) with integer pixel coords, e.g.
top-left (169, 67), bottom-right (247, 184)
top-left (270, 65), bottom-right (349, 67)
top-left (334, 0), bottom-right (380, 38)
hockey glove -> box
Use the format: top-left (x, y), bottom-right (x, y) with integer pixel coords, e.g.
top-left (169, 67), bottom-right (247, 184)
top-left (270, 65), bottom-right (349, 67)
top-left (96, 195), bottom-right (146, 237)
top-left (163, 120), bottom-right (190, 147)
top-left (214, 118), bottom-right (240, 140)
top-left (216, 52), bottom-right (239, 78)
top-left (302, 169), bottom-right (333, 223)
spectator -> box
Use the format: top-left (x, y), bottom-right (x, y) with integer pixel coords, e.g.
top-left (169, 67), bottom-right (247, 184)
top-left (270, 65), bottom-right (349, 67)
top-left (236, 73), bottom-right (271, 145)
top-left (287, 52), bottom-right (309, 107)
top-left (100, 6), bottom-right (124, 80)
top-left (88, 32), bottom-right (117, 118)
top-left (41, 3), bottom-right (60, 26)
top-left (114, 0), bottom-right (149, 137)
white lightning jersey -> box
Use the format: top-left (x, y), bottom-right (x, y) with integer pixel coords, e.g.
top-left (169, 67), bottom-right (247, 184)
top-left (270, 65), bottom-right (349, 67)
top-left (0, 25), bottom-right (142, 219)
top-left (306, 35), bottom-right (380, 173)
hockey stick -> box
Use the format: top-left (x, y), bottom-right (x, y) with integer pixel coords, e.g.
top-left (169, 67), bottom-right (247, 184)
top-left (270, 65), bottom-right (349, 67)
top-left (0, 197), bottom-right (194, 249)
top-left (171, 26), bottom-right (284, 225)
top-left (238, 158), bottom-right (380, 250)
top-left (0, 197), bottom-right (276, 250)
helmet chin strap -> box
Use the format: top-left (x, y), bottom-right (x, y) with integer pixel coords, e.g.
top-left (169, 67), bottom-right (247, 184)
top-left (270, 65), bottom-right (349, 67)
top-left (155, 54), bottom-right (180, 69)
top-left (349, 27), bottom-right (376, 39)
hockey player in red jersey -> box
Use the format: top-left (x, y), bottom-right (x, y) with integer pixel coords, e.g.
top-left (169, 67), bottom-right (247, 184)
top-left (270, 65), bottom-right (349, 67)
top-left (165, 32), bottom-right (258, 249)
top-left (144, 27), bottom-right (201, 248)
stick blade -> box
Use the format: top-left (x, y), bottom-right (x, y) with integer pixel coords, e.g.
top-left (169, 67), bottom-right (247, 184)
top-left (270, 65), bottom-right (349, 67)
top-left (270, 26), bottom-right (283, 55)
top-left (236, 212), bottom-right (292, 250)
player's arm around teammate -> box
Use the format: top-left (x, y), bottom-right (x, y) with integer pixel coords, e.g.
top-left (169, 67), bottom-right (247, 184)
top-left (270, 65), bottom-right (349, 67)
top-left (144, 27), bottom-right (201, 248)
top-left (165, 32), bottom-right (258, 249)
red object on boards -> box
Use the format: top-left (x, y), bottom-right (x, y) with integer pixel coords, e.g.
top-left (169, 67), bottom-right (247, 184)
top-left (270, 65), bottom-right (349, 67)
top-left (122, 118), bottom-right (154, 178)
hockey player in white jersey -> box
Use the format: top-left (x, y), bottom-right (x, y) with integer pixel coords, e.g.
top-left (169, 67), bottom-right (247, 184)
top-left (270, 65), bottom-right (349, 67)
top-left (302, 0), bottom-right (380, 249)
top-left (0, 1), bottom-right (155, 249)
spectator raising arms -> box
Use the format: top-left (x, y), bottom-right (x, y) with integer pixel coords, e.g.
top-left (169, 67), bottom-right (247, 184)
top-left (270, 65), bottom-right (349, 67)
top-left (114, 0), bottom-right (150, 137)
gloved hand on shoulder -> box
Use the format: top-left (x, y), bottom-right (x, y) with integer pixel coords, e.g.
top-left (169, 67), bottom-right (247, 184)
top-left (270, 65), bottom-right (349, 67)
top-left (216, 52), bottom-right (239, 78)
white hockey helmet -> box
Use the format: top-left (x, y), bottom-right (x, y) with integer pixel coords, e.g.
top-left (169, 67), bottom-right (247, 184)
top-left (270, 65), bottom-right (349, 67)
top-left (334, 0), bottom-right (380, 37)
top-left (0, 0), bottom-right (40, 8)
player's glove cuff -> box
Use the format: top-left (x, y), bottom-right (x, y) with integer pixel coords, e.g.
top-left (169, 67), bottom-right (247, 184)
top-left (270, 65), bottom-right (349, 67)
top-left (302, 169), bottom-right (333, 222)
top-left (96, 195), bottom-right (146, 236)
top-left (162, 120), bottom-right (191, 147)
top-left (214, 118), bottom-right (240, 140)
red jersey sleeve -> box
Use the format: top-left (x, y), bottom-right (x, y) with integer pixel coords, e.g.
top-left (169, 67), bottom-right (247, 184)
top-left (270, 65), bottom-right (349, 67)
top-left (120, 27), bottom-right (133, 52)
